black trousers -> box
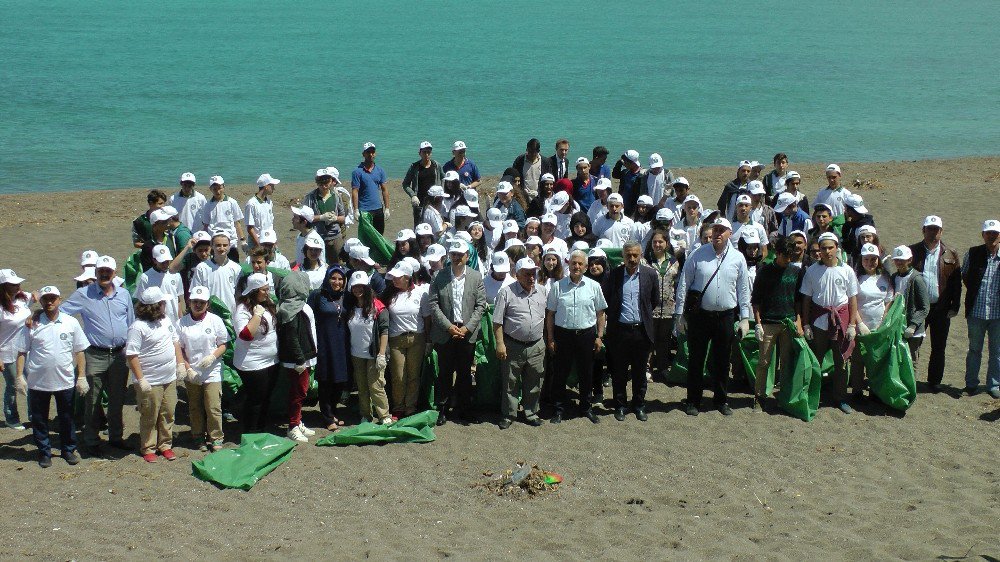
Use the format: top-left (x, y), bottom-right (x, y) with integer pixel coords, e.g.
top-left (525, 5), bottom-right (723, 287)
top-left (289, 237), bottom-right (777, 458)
top-left (687, 309), bottom-right (737, 406)
top-left (552, 326), bottom-right (596, 413)
top-left (317, 379), bottom-right (344, 425)
top-left (368, 208), bottom-right (386, 234)
top-left (925, 303), bottom-right (952, 386)
top-left (435, 337), bottom-right (476, 413)
top-left (610, 322), bottom-right (652, 408)
top-left (239, 364), bottom-right (280, 432)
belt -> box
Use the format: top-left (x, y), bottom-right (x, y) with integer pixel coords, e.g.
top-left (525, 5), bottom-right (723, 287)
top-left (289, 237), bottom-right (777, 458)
top-left (88, 344), bottom-right (124, 354)
top-left (554, 325), bottom-right (595, 335)
top-left (692, 308), bottom-right (737, 318)
top-left (504, 334), bottom-right (541, 347)
top-left (616, 322), bottom-right (643, 329)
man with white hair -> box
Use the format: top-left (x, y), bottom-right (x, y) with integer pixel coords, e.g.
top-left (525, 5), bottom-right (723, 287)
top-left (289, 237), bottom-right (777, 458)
top-left (813, 164), bottom-right (853, 217)
top-left (245, 173), bottom-right (278, 250)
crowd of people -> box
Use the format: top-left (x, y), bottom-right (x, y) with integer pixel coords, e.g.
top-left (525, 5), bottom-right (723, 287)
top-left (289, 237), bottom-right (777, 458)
top-left (1, 139), bottom-right (998, 468)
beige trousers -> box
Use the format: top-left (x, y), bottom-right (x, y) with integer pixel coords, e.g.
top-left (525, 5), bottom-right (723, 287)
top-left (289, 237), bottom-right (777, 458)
top-left (756, 323), bottom-right (793, 397)
top-left (388, 333), bottom-right (426, 415)
top-left (187, 381), bottom-right (223, 443)
top-left (137, 381), bottom-right (177, 454)
top-left (351, 356), bottom-right (389, 420)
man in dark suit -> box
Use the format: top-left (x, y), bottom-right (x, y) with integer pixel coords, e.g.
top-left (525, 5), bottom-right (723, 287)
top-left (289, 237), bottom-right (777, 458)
top-left (603, 241), bottom-right (660, 421)
top-left (548, 138), bottom-right (570, 180)
top-left (511, 138), bottom-right (555, 197)
top-left (427, 239), bottom-right (488, 425)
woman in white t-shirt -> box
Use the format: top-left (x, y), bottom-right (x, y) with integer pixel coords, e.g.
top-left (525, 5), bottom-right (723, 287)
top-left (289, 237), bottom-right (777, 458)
top-left (233, 273), bottom-right (279, 433)
top-left (346, 271), bottom-right (391, 424)
top-left (382, 262), bottom-right (429, 418)
top-left (297, 236), bottom-right (327, 290)
top-left (177, 286), bottom-right (228, 452)
top-left (1, 270), bottom-right (32, 430)
top-left (126, 287), bottom-right (186, 463)
top-left (850, 244), bottom-right (894, 398)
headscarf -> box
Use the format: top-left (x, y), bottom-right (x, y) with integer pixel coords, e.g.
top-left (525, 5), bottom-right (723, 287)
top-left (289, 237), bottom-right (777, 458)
top-left (276, 270), bottom-right (311, 324)
top-left (321, 265), bottom-right (349, 299)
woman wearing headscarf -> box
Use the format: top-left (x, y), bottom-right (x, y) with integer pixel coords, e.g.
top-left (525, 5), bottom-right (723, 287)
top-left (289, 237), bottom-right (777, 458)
top-left (276, 271), bottom-right (318, 442)
top-left (565, 212), bottom-right (598, 249)
top-left (308, 266), bottom-right (350, 430)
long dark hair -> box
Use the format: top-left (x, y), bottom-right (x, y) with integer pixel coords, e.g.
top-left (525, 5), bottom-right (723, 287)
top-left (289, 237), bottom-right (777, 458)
top-left (347, 284), bottom-right (377, 319)
top-left (585, 255), bottom-right (610, 285)
top-left (388, 238), bottom-right (419, 269)
top-left (237, 288), bottom-right (275, 333)
top-left (1, 285), bottom-right (27, 314)
top-left (643, 229), bottom-right (671, 265)
top-left (538, 254), bottom-right (563, 283)
top-left (135, 302), bottom-right (166, 322)
top-left (469, 229), bottom-right (489, 262)
top-left (381, 275), bottom-right (414, 307)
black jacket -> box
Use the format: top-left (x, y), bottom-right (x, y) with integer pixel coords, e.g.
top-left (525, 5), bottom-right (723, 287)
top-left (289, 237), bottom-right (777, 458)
top-left (277, 310), bottom-right (318, 366)
top-left (603, 264), bottom-right (661, 343)
top-left (511, 153), bottom-right (554, 186)
top-left (548, 154), bottom-right (569, 179)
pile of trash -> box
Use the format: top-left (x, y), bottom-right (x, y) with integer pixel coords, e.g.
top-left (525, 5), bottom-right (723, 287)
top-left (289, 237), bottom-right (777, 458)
top-left (476, 462), bottom-right (562, 498)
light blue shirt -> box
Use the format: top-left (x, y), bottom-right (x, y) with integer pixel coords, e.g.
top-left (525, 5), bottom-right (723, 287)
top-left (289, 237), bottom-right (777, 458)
top-left (546, 276), bottom-right (607, 329)
top-left (619, 270), bottom-right (641, 323)
top-left (60, 283), bottom-right (135, 349)
top-left (675, 243), bottom-right (751, 319)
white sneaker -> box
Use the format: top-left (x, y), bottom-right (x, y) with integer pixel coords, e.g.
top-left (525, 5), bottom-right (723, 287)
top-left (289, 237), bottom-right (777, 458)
top-left (297, 423), bottom-right (315, 436)
top-left (286, 426), bottom-right (308, 443)
top-left (379, 416), bottom-right (394, 425)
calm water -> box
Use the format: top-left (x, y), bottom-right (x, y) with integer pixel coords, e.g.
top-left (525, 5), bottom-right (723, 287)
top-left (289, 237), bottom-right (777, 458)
top-left (2, 0), bottom-right (998, 193)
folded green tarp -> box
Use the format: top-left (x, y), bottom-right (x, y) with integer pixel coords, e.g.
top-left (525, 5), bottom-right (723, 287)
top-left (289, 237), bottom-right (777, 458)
top-left (857, 295), bottom-right (917, 410)
top-left (315, 410), bottom-right (439, 446)
top-left (775, 319), bottom-right (823, 421)
top-left (191, 433), bottom-right (297, 490)
top-left (358, 212), bottom-right (394, 266)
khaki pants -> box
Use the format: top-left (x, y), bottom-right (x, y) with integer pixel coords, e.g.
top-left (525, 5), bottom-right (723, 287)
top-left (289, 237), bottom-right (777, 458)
top-left (137, 381), bottom-right (177, 454)
top-left (756, 323), bottom-right (793, 397)
top-left (351, 356), bottom-right (389, 420)
top-left (186, 381), bottom-right (223, 443)
top-left (502, 338), bottom-right (545, 421)
top-left (388, 333), bottom-right (425, 415)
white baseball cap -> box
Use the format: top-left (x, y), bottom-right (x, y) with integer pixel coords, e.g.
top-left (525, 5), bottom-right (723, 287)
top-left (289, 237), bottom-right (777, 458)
top-left (415, 223), bottom-right (433, 236)
top-left (648, 153), bottom-right (664, 169)
top-left (419, 141), bottom-right (433, 150)
top-left (844, 194), bottom-right (868, 214)
top-left (736, 194), bottom-right (752, 205)
top-left (491, 252), bottom-right (511, 273)
top-left (774, 192), bottom-right (798, 212)
top-left (860, 243), bottom-right (880, 257)
top-left (427, 185), bottom-right (449, 198)
top-left (673, 176), bottom-right (690, 187)
top-left (448, 239), bottom-right (469, 254)
top-left (712, 218), bottom-right (733, 231)
top-left (541, 213), bottom-right (558, 226)
top-left (549, 191), bottom-right (570, 209)
top-left (443, 170), bottom-right (460, 182)
top-left (454, 231), bottom-right (473, 243)
top-left (74, 267), bottom-right (96, 282)
top-left (150, 209), bottom-right (173, 223)
top-left (892, 245), bottom-right (913, 261)
top-left (303, 233), bottom-right (324, 250)
top-left (749, 160), bottom-right (763, 168)
top-left (0, 269), bottom-right (26, 285)
top-left (575, 156), bottom-right (590, 166)
top-left (515, 257), bottom-right (538, 273)
top-left (256, 173), bottom-right (280, 188)
top-left (655, 208), bottom-right (675, 222)
top-left (588, 248), bottom-right (607, 259)
top-left (496, 181), bottom-right (513, 194)
top-left (464, 188), bottom-right (480, 206)
top-left (259, 228), bottom-right (278, 244)
top-left (362, 141), bottom-right (376, 152)
top-left (740, 227), bottom-right (761, 244)
top-left (504, 238), bottom-right (525, 250)
top-left (152, 245), bottom-right (173, 262)
top-left (209, 175), bottom-right (224, 186)
top-left (542, 245), bottom-right (563, 259)
top-left (453, 205), bottom-right (477, 218)
top-left (96, 256), bottom-right (117, 270)
top-left (326, 166), bottom-right (340, 181)
top-left (524, 235), bottom-right (543, 247)
top-left (395, 229), bottom-right (416, 242)
top-left (192, 231), bottom-right (212, 244)
top-left (817, 232), bottom-right (840, 245)
top-left (424, 244), bottom-right (446, 261)
top-left (349, 245), bottom-right (376, 266)
top-left (683, 194), bottom-right (701, 206)
top-left (343, 238), bottom-right (361, 253)
top-left (161, 205), bottom-right (178, 217)
top-left (241, 273), bottom-right (270, 296)
top-left (858, 225), bottom-right (877, 236)
top-left (402, 257), bottom-right (421, 272)
top-left (595, 178), bottom-right (612, 191)
top-left (813, 203), bottom-right (834, 215)
top-left (452, 140), bottom-right (467, 151)
top-left (502, 220), bottom-right (520, 235)
top-left (291, 205), bottom-right (316, 222)
top-left (180, 172), bottom-right (196, 183)
top-left (38, 285), bottom-right (61, 298)
top-left (139, 286), bottom-right (168, 304)
top-left (784, 171), bottom-right (801, 181)
top-left (595, 238), bottom-right (613, 248)
top-left (386, 261), bottom-right (414, 280)
top-left (923, 215), bottom-right (943, 228)
top-left (637, 195), bottom-right (654, 206)
top-left (738, 160), bottom-right (753, 169)
top-left (826, 164), bottom-right (842, 175)
top-left (315, 167), bottom-right (335, 179)
top-left (540, 173), bottom-right (555, 183)
top-left (189, 286), bottom-right (211, 301)
top-left (80, 250), bottom-right (99, 267)
top-left (348, 270), bottom-right (370, 289)
top-left (747, 180), bottom-right (766, 195)
top-left (486, 208), bottom-right (503, 222)
top-left (525, 216), bottom-right (541, 226)
top-left (625, 150), bottom-right (640, 164)
top-left (983, 219), bottom-right (1000, 233)
top-left (607, 193), bottom-right (624, 205)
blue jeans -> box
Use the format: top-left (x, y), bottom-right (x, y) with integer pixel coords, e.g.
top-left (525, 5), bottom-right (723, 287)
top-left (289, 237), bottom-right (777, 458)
top-left (29, 387), bottom-right (77, 457)
top-left (3, 362), bottom-right (21, 424)
top-left (966, 317), bottom-right (1000, 390)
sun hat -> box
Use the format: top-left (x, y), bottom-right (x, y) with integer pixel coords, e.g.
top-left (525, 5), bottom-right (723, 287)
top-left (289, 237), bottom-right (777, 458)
top-left (80, 250), bottom-right (99, 267)
top-left (38, 285), bottom-right (61, 298)
top-left (607, 193), bottom-right (624, 205)
top-left (386, 261), bottom-right (414, 280)
top-left (152, 245), bottom-right (172, 263)
top-left (740, 227), bottom-right (761, 244)
top-left (784, 171), bottom-right (801, 181)
top-left (541, 213), bottom-right (558, 226)
top-left (504, 238), bottom-right (525, 250)
top-left (648, 153), bottom-right (664, 168)
top-left (424, 244), bottom-right (447, 261)
top-left (419, 141), bottom-right (433, 150)
top-left (464, 188), bottom-right (480, 206)
top-left (139, 286), bottom-right (168, 304)
top-left (180, 172), bottom-right (196, 183)
top-left (150, 209), bottom-right (173, 223)
top-left (624, 150), bottom-right (640, 164)
top-left (303, 234), bottom-right (324, 250)
top-left (349, 245), bottom-right (376, 266)
top-left (515, 257), bottom-right (538, 273)
top-left (858, 225), bottom-right (878, 236)
top-left (454, 231), bottom-right (473, 243)
top-left (240, 273), bottom-right (269, 296)
top-left (427, 185), bottom-right (449, 198)
top-left (774, 192), bottom-right (798, 212)
top-left (291, 205), bottom-right (315, 222)
top-left (595, 178), bottom-right (612, 191)
top-left (595, 238), bottom-right (613, 248)
top-left (736, 194), bottom-right (752, 205)
top-left (588, 248), bottom-right (607, 259)
top-left (453, 205), bottom-right (476, 218)
top-left (192, 231), bottom-right (212, 244)
top-left (540, 173), bottom-right (555, 183)
top-left (524, 236), bottom-right (543, 247)
top-left (571, 240), bottom-right (590, 252)
top-left (860, 243), bottom-right (880, 257)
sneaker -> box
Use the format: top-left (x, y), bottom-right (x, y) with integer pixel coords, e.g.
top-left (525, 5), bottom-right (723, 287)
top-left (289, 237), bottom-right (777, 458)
top-left (287, 426), bottom-right (308, 443)
top-left (64, 451), bottom-right (81, 465)
top-left (222, 412), bottom-right (238, 423)
top-left (209, 440), bottom-right (225, 452)
top-left (38, 453), bottom-right (52, 469)
top-left (297, 423), bottom-right (316, 437)
top-left (988, 388), bottom-right (1000, 399)
top-left (160, 449), bottom-right (177, 461)
top-left (6, 421), bottom-right (26, 431)
top-left (142, 452), bottom-right (158, 463)
top-left (645, 371), bottom-right (654, 382)
top-left (379, 416), bottom-right (394, 425)
top-left (838, 401), bottom-right (854, 414)
top-left (965, 386), bottom-right (980, 396)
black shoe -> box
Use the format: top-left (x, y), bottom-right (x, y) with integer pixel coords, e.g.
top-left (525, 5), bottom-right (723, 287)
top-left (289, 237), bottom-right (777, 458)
top-left (63, 451), bottom-right (81, 465)
top-left (583, 409), bottom-right (600, 424)
top-left (614, 407), bottom-right (626, 421)
top-left (435, 412), bottom-right (448, 426)
top-left (550, 413), bottom-right (562, 424)
top-left (718, 404), bottom-right (733, 416)
top-left (685, 403), bottom-right (699, 416)
top-left (602, 375), bottom-right (611, 388)
top-left (458, 410), bottom-right (477, 423)
top-left (526, 417), bottom-right (543, 427)
top-left (38, 453), bottom-right (52, 469)
top-left (108, 439), bottom-right (130, 450)
top-left (82, 444), bottom-right (104, 458)
top-left (965, 386), bottom-right (979, 396)
top-left (634, 407), bottom-right (648, 422)
top-left (928, 382), bottom-right (941, 393)
top-left (497, 418), bottom-right (512, 430)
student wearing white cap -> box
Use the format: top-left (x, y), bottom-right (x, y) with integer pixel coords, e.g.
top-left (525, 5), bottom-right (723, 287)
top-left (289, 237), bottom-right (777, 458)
top-left (14, 286), bottom-right (89, 467)
top-left (169, 230), bottom-right (213, 305)
top-left (665, 177), bottom-right (690, 220)
top-left (402, 142), bottom-right (445, 226)
top-left (492, 181), bottom-right (527, 229)
top-left (907, 215), bottom-right (962, 392)
top-left (345, 271), bottom-right (391, 424)
top-left (962, 219), bottom-right (1000, 397)
top-left (162, 205), bottom-right (193, 261)
top-left (731, 194), bottom-right (769, 255)
top-left (637, 153), bottom-right (675, 210)
top-left (612, 149), bottom-right (644, 216)
top-left (134, 245), bottom-right (183, 325)
top-left (851, 243), bottom-right (894, 399)
top-left (484, 251), bottom-right (516, 304)
top-left (812, 164), bottom-right (853, 218)
top-left (798, 232), bottom-right (861, 414)
top-left (234, 273), bottom-right (279, 432)
top-left (443, 140), bottom-right (481, 190)
top-left (197, 177), bottom-right (247, 259)
top-left (255, 228), bottom-right (291, 270)
top-left (774, 191), bottom-right (813, 238)
top-left (351, 142), bottom-right (390, 234)
top-left (586, 177), bottom-right (613, 225)
top-left (631, 194), bottom-right (655, 225)
top-left (381, 261), bottom-right (429, 418)
top-left (298, 233), bottom-right (328, 290)
top-left (244, 174), bottom-right (278, 251)
top-left (304, 168), bottom-right (348, 265)
top-left (512, 138), bottom-right (555, 198)
top-left (747, 180), bottom-right (779, 235)
top-left (778, 170), bottom-right (810, 212)
top-left (60, 255), bottom-right (134, 455)
top-left (717, 161), bottom-right (752, 221)
top-left (291, 205), bottom-right (327, 267)
top-left (132, 189), bottom-right (168, 250)
top-left (190, 233), bottom-right (243, 313)
top-left (593, 193), bottom-right (636, 247)
top-left (570, 157), bottom-right (598, 211)
top-left (176, 285), bottom-right (228, 451)
top-left (170, 173), bottom-right (207, 232)
top-left (1, 269), bottom-right (32, 430)
top-left (678, 195), bottom-right (704, 255)
top-left (420, 185), bottom-right (450, 236)
top-left (840, 193), bottom-right (875, 258)
top-left (74, 267), bottom-right (97, 288)
top-left (537, 246), bottom-right (565, 289)
top-left (426, 239), bottom-right (488, 425)
top-left (525, 172), bottom-right (555, 218)
top-left (809, 203), bottom-right (837, 243)
top-left (126, 287), bottom-right (187, 462)
top-left (348, 244), bottom-right (386, 295)
top-left (890, 245), bottom-right (930, 366)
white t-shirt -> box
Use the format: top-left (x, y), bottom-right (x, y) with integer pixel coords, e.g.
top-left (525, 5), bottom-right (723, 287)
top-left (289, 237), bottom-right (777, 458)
top-left (177, 312), bottom-right (228, 384)
top-left (170, 190), bottom-right (207, 232)
top-left (244, 195), bottom-right (274, 239)
top-left (348, 308), bottom-right (375, 359)
top-left (190, 259), bottom-right (243, 313)
top-left (134, 268), bottom-right (183, 325)
top-left (0, 298), bottom-right (32, 364)
top-left (813, 187), bottom-right (853, 217)
top-left (16, 313), bottom-right (89, 392)
top-left (304, 266), bottom-right (326, 290)
top-left (294, 231), bottom-right (327, 267)
top-left (197, 196), bottom-right (244, 241)
top-left (280, 304), bottom-right (318, 369)
top-left (731, 221), bottom-right (769, 248)
top-left (386, 284), bottom-right (430, 337)
top-left (422, 206), bottom-right (446, 236)
top-left (601, 218), bottom-right (636, 247)
top-left (233, 304), bottom-right (278, 371)
top-left (800, 262), bottom-right (859, 328)
top-left (857, 274), bottom-right (894, 329)
top-left (483, 274), bottom-right (515, 305)
top-left (125, 318), bottom-right (179, 386)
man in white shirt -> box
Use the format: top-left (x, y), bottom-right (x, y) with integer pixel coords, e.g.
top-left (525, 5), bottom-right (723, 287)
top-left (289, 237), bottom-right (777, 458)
top-left (731, 194), bottom-right (769, 253)
top-left (134, 245), bottom-right (183, 325)
top-left (484, 252), bottom-right (516, 304)
top-left (593, 194), bottom-right (635, 246)
top-left (190, 233), bottom-right (243, 313)
top-left (197, 176), bottom-right (247, 259)
top-left (15, 286), bottom-right (90, 468)
top-left (245, 173), bottom-right (278, 249)
top-left (587, 178), bottom-right (613, 225)
top-left (170, 172), bottom-right (207, 232)
top-left (812, 164), bottom-right (853, 217)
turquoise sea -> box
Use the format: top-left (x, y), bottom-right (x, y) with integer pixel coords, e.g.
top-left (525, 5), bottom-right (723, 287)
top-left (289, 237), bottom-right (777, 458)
top-left (3, 0), bottom-right (998, 194)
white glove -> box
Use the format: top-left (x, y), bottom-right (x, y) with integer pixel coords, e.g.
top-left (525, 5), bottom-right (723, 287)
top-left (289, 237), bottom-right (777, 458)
top-left (673, 239), bottom-right (688, 255)
top-left (846, 325), bottom-right (856, 341)
top-left (803, 325), bottom-right (813, 340)
top-left (138, 378), bottom-right (152, 393)
top-left (525, 189), bottom-right (538, 199)
top-left (252, 304), bottom-right (266, 317)
top-left (675, 314), bottom-right (687, 336)
top-left (353, 209), bottom-right (361, 220)
top-left (904, 326), bottom-right (916, 338)
top-left (755, 325), bottom-right (765, 342)
top-left (76, 376), bottom-right (90, 396)
top-left (294, 364), bottom-right (308, 374)
top-left (857, 322), bottom-right (871, 336)
top-left (176, 363), bottom-right (187, 379)
top-left (411, 196), bottom-right (420, 207)
top-left (13, 374), bottom-right (27, 395)
top-left (321, 211), bottom-right (337, 223)
top-left (384, 208), bottom-right (391, 219)
top-left (196, 355), bottom-right (216, 369)
top-left (186, 367), bottom-right (200, 384)
top-left (375, 355), bottom-right (388, 372)
top-left (344, 214), bottom-right (355, 226)
top-left (737, 319), bottom-right (750, 339)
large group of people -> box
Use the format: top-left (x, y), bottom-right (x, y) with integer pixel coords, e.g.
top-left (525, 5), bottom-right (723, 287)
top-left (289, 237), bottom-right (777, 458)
top-left (1, 140), bottom-right (998, 469)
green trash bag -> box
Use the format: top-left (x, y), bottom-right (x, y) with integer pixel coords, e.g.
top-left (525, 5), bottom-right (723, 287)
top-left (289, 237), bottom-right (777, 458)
top-left (123, 249), bottom-right (143, 296)
top-left (419, 349), bottom-right (438, 411)
top-left (315, 410), bottom-right (439, 446)
top-left (667, 332), bottom-right (711, 384)
top-left (191, 433), bottom-right (297, 490)
top-left (473, 307), bottom-right (502, 411)
top-left (358, 212), bottom-right (394, 266)
top-left (857, 296), bottom-right (917, 411)
top-left (207, 296), bottom-right (242, 399)
top-left (776, 319), bottom-right (822, 421)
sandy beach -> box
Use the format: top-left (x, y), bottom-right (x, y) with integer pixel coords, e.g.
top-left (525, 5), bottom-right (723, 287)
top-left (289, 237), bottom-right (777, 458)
top-left (1, 156), bottom-right (999, 559)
